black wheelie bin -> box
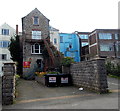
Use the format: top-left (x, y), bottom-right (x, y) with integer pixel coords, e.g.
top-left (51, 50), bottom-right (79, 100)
top-left (44, 74), bottom-right (59, 87)
top-left (58, 74), bottom-right (72, 86)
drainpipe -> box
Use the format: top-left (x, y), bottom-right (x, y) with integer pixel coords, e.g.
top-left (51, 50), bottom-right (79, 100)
top-left (113, 42), bottom-right (117, 58)
top-left (16, 25), bottom-right (18, 36)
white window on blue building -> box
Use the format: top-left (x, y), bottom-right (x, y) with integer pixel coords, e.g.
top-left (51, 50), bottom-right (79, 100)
top-left (33, 16), bottom-right (39, 25)
top-left (79, 35), bottom-right (88, 39)
top-left (100, 44), bottom-right (113, 51)
top-left (54, 38), bottom-right (57, 44)
top-left (32, 31), bottom-right (41, 39)
top-left (2, 29), bottom-right (9, 35)
top-left (82, 42), bottom-right (88, 47)
top-left (99, 33), bottom-right (112, 39)
top-left (0, 41), bottom-right (10, 48)
top-left (60, 36), bottom-right (63, 43)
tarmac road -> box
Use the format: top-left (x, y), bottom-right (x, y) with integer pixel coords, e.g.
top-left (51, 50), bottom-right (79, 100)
top-left (2, 76), bottom-right (119, 109)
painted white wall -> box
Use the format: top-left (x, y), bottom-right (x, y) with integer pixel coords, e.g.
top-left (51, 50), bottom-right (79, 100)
top-left (49, 26), bottom-right (60, 51)
top-left (0, 23), bottom-right (15, 76)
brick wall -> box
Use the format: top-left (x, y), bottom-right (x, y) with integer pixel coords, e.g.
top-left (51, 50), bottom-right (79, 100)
top-left (70, 59), bottom-right (108, 93)
top-left (2, 63), bottom-right (16, 105)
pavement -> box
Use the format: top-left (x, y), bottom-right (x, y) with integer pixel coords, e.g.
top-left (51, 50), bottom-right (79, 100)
top-left (1, 76), bottom-right (119, 109)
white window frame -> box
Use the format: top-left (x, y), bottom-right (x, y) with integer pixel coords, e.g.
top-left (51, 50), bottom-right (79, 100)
top-left (31, 43), bottom-right (41, 54)
top-left (99, 33), bottom-right (112, 39)
top-left (100, 44), bottom-right (113, 51)
top-left (32, 31), bottom-right (41, 39)
top-left (2, 29), bottom-right (9, 35)
top-left (0, 41), bottom-right (10, 48)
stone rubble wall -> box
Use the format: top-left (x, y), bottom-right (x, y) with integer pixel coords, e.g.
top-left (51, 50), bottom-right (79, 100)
top-left (70, 59), bottom-right (108, 93)
top-left (2, 63), bottom-right (16, 105)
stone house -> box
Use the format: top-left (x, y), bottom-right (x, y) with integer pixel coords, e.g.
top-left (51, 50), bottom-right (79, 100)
top-left (21, 8), bottom-right (61, 79)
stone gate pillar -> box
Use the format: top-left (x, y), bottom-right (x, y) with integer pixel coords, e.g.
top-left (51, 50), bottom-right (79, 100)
top-left (2, 63), bottom-right (16, 105)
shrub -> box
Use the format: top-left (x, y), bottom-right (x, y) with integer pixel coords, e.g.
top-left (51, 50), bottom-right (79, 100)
top-left (106, 62), bottom-right (120, 77)
top-left (61, 57), bottom-right (74, 67)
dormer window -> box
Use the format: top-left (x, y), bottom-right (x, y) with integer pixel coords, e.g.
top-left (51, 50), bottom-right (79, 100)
top-left (33, 16), bottom-right (39, 25)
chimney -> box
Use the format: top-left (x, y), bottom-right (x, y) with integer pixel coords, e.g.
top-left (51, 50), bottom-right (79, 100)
top-left (16, 25), bottom-right (18, 35)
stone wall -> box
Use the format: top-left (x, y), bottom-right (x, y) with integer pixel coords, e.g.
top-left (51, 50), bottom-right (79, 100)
top-left (70, 59), bottom-right (108, 93)
top-left (22, 8), bottom-right (49, 40)
top-left (22, 8), bottom-right (50, 78)
top-left (2, 63), bottom-right (16, 105)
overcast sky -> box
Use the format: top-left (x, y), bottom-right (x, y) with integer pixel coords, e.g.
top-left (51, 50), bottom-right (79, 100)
top-left (0, 0), bottom-right (119, 33)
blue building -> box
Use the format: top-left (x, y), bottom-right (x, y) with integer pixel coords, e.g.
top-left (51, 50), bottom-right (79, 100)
top-left (59, 33), bottom-right (81, 62)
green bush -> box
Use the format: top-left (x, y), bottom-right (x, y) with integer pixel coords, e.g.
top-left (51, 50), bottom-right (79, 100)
top-left (106, 62), bottom-right (120, 77)
top-left (47, 71), bottom-right (60, 74)
top-left (61, 57), bottom-right (75, 67)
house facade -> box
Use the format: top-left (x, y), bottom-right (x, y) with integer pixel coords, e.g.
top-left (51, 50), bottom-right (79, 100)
top-left (22, 8), bottom-right (50, 78)
top-left (49, 26), bottom-right (60, 51)
top-left (0, 23), bottom-right (15, 76)
top-left (88, 29), bottom-right (120, 59)
top-left (21, 8), bottom-right (61, 79)
top-left (59, 33), bottom-right (80, 62)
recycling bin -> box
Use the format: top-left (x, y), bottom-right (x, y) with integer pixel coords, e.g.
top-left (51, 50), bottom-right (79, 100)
top-left (44, 74), bottom-right (59, 87)
top-left (58, 74), bottom-right (72, 86)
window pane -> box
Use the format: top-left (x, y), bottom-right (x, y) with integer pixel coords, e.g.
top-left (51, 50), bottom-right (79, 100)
top-left (79, 35), bottom-right (88, 39)
top-left (33, 16), bottom-right (39, 25)
top-left (60, 36), bottom-right (63, 42)
top-left (0, 41), bottom-right (2, 48)
top-left (100, 44), bottom-right (113, 51)
top-left (82, 42), bottom-right (88, 47)
top-left (31, 45), bottom-right (34, 53)
top-left (54, 38), bottom-right (57, 44)
top-left (2, 29), bottom-right (9, 35)
top-left (2, 54), bottom-right (7, 60)
top-left (3, 41), bottom-right (8, 47)
top-left (115, 34), bottom-right (118, 40)
top-left (35, 44), bottom-right (39, 49)
top-left (99, 33), bottom-right (112, 39)
top-left (32, 31), bottom-right (41, 39)
top-left (31, 44), bottom-right (41, 54)
top-left (35, 49), bottom-right (39, 53)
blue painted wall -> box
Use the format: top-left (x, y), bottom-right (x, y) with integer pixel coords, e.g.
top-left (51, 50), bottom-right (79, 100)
top-left (59, 33), bottom-right (81, 62)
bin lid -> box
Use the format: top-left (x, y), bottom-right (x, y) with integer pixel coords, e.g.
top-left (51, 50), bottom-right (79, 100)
top-left (44, 74), bottom-right (59, 76)
top-left (58, 74), bottom-right (70, 75)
